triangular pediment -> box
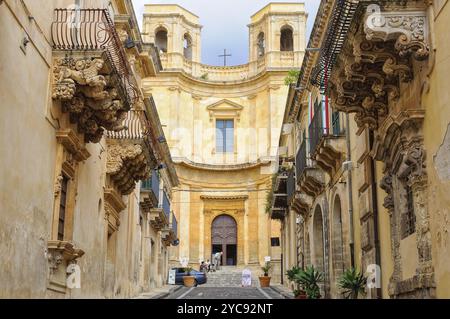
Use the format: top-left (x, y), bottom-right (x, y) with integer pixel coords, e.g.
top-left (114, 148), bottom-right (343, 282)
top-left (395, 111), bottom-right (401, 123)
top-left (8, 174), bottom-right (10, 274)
top-left (206, 99), bottom-right (244, 112)
top-left (206, 99), bottom-right (243, 121)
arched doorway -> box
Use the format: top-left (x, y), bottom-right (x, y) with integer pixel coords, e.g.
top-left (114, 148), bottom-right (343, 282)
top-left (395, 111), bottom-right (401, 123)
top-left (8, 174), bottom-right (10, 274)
top-left (331, 195), bottom-right (345, 286)
top-left (313, 205), bottom-right (325, 273)
top-left (211, 214), bottom-right (237, 266)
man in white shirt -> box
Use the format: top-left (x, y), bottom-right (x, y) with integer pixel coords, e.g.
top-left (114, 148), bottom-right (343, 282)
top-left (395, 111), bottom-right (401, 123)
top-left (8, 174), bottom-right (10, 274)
top-left (213, 252), bottom-right (223, 271)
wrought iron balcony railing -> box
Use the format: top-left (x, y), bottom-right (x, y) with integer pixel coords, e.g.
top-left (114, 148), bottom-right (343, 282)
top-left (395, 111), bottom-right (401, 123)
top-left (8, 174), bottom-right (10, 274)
top-left (51, 8), bottom-right (138, 106)
top-left (296, 138), bottom-right (308, 180)
top-left (171, 212), bottom-right (178, 238)
top-left (162, 191), bottom-right (171, 222)
top-left (287, 169), bottom-right (295, 204)
top-left (309, 104), bottom-right (344, 156)
top-left (142, 169), bottom-right (160, 206)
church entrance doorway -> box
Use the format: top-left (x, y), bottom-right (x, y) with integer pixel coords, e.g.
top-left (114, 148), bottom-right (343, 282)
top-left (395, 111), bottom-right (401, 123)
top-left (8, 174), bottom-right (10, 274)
top-left (211, 214), bottom-right (237, 266)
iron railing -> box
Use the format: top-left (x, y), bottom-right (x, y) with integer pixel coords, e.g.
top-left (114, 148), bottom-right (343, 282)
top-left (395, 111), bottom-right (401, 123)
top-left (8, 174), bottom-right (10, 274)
top-left (142, 170), bottom-right (160, 205)
top-left (162, 191), bottom-right (170, 221)
top-left (296, 139), bottom-right (308, 181)
top-left (287, 169), bottom-right (295, 204)
top-left (331, 111), bottom-right (341, 135)
top-left (309, 104), bottom-right (343, 155)
top-left (171, 213), bottom-right (178, 238)
top-left (51, 8), bottom-right (138, 106)
top-left (309, 102), bottom-right (326, 156)
top-left (310, 0), bottom-right (360, 90)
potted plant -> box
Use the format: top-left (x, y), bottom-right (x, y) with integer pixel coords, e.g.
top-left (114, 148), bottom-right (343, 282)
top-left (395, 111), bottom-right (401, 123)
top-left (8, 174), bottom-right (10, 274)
top-left (338, 268), bottom-right (367, 299)
top-left (294, 265), bottom-right (323, 299)
top-left (286, 266), bottom-right (307, 299)
top-left (182, 266), bottom-right (196, 287)
top-left (259, 261), bottom-right (272, 288)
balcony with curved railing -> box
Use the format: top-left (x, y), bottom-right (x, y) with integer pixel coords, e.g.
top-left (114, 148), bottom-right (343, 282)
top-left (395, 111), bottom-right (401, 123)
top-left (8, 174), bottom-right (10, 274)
top-left (51, 8), bottom-right (139, 107)
top-left (295, 139), bottom-right (324, 199)
top-left (308, 101), bottom-right (346, 176)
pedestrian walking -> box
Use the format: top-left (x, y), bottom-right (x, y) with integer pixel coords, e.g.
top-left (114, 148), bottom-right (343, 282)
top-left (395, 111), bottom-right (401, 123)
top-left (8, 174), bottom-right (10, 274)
top-left (213, 251), bottom-right (223, 271)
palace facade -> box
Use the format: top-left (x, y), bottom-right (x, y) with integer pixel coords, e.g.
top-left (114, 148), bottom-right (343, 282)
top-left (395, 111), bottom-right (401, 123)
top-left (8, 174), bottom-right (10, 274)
top-left (0, 0), bottom-right (178, 298)
top-left (272, 0), bottom-right (450, 299)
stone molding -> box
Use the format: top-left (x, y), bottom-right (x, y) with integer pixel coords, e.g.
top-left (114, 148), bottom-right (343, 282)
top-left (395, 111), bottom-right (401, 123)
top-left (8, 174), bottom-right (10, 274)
top-left (56, 129), bottom-right (90, 161)
top-left (104, 187), bottom-right (126, 233)
top-left (364, 4), bottom-right (429, 60)
top-left (47, 240), bottom-right (85, 274)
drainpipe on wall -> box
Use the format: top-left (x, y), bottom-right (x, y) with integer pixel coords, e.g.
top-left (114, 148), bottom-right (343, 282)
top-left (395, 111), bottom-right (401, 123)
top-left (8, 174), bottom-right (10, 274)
top-left (369, 130), bottom-right (382, 299)
top-left (280, 253), bottom-right (284, 285)
top-left (345, 113), bottom-right (355, 268)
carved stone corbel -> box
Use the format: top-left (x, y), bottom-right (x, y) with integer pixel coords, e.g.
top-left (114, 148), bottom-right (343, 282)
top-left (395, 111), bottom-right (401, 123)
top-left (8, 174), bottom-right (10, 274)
top-left (47, 240), bottom-right (85, 274)
top-left (364, 4), bottom-right (430, 60)
top-left (52, 57), bottom-right (130, 143)
top-left (106, 142), bottom-right (151, 195)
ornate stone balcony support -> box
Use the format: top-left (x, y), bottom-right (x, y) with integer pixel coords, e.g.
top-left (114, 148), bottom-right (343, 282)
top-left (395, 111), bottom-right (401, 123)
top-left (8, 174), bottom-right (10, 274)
top-left (149, 208), bottom-right (169, 231)
top-left (106, 142), bottom-right (151, 195)
top-left (291, 193), bottom-right (313, 216)
top-left (162, 212), bottom-right (178, 247)
top-left (329, 2), bottom-right (430, 131)
top-left (47, 241), bottom-right (85, 274)
top-left (297, 167), bottom-right (325, 199)
top-left (51, 9), bottom-right (138, 143)
top-left (312, 137), bottom-right (346, 177)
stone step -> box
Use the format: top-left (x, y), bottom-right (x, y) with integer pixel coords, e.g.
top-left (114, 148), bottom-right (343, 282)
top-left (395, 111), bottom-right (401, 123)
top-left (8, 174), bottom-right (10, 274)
top-left (202, 267), bottom-right (262, 287)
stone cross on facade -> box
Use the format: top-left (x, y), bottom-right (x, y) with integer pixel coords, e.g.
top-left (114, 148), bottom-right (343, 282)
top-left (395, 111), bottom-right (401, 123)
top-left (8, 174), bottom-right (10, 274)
top-left (218, 49), bottom-right (232, 66)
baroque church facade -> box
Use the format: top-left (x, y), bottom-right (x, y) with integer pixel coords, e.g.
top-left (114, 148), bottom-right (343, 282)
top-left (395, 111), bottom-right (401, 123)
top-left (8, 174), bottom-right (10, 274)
top-left (142, 3), bottom-right (306, 280)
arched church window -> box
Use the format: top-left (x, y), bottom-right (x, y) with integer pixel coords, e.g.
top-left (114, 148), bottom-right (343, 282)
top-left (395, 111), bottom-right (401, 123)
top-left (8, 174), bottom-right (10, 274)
top-left (280, 26), bottom-right (293, 51)
top-left (183, 33), bottom-right (193, 60)
top-left (257, 32), bottom-right (265, 57)
top-left (155, 28), bottom-right (168, 53)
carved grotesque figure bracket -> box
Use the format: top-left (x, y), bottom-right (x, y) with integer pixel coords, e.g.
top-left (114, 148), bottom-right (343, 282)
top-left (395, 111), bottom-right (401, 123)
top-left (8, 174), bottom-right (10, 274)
top-left (47, 241), bottom-right (84, 273)
top-left (329, 2), bottom-right (430, 131)
top-left (106, 142), bottom-right (152, 195)
top-left (52, 56), bottom-right (130, 143)
top-left (364, 4), bottom-right (430, 61)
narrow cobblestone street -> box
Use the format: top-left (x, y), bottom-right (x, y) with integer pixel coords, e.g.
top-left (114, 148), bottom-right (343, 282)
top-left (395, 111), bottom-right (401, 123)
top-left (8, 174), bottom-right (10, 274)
top-left (166, 286), bottom-right (285, 299)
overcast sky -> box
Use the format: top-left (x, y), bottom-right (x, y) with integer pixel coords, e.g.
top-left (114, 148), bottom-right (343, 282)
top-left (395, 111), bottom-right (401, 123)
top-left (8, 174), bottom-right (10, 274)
top-left (131, 1), bottom-right (320, 66)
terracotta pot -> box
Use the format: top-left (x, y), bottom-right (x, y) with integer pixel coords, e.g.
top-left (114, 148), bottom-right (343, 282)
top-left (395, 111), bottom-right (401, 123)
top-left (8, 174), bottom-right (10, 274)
top-left (259, 276), bottom-right (271, 288)
top-left (295, 291), bottom-right (307, 299)
top-left (183, 275), bottom-right (196, 287)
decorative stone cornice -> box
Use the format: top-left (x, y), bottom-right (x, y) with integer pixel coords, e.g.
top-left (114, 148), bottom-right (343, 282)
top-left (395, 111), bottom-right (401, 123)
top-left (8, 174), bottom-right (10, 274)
top-left (56, 129), bottom-right (90, 161)
top-left (200, 195), bottom-right (248, 201)
top-left (329, 3), bottom-right (429, 131)
top-left (106, 143), bottom-right (150, 195)
top-left (47, 240), bottom-right (85, 274)
top-left (364, 4), bottom-right (429, 60)
top-left (104, 187), bottom-right (126, 233)
top-left (52, 56), bottom-right (130, 143)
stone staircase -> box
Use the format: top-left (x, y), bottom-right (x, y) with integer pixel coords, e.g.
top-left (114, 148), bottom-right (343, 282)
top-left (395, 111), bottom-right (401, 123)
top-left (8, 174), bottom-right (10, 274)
top-left (202, 266), bottom-right (261, 287)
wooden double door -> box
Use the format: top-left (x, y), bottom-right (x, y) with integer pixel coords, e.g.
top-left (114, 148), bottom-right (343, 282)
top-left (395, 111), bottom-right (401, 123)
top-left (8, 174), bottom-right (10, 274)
top-left (211, 215), bottom-right (237, 266)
